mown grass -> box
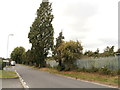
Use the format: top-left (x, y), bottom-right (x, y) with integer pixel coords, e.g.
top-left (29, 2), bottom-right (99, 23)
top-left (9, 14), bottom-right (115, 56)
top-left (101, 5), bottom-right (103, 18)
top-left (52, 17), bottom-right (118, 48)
top-left (39, 68), bottom-right (118, 87)
top-left (0, 70), bottom-right (18, 79)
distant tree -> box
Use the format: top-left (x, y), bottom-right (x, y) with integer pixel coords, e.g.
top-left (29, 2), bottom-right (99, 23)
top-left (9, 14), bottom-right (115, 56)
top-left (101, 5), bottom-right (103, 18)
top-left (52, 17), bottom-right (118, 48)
top-left (57, 40), bottom-right (83, 71)
top-left (23, 50), bottom-right (29, 65)
top-left (103, 46), bottom-right (115, 57)
top-left (84, 50), bottom-right (94, 57)
top-left (10, 47), bottom-right (25, 64)
top-left (55, 31), bottom-right (64, 48)
top-left (54, 31), bottom-right (64, 67)
top-left (93, 48), bottom-right (99, 57)
top-left (116, 48), bottom-right (120, 53)
top-left (23, 49), bottom-right (35, 65)
top-left (28, 0), bottom-right (54, 67)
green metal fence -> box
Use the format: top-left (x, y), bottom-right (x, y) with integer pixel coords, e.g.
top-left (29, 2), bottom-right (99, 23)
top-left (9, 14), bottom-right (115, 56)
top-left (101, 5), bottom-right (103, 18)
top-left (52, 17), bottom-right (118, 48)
top-left (46, 56), bottom-right (119, 70)
top-left (76, 56), bottom-right (119, 70)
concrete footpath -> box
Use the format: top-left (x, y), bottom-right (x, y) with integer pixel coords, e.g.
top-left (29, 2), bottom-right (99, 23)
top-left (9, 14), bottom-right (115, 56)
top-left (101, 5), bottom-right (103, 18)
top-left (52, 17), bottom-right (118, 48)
top-left (1, 79), bottom-right (23, 88)
top-left (0, 66), bottom-right (23, 88)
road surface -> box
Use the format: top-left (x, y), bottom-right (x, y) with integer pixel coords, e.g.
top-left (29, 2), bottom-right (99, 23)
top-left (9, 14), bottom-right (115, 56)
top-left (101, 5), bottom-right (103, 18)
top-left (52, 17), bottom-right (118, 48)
top-left (14, 64), bottom-right (115, 88)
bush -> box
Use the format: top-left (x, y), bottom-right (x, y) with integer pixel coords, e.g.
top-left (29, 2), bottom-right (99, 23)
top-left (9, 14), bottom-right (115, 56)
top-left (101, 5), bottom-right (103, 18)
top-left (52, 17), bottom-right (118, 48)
top-left (118, 69), bottom-right (120, 75)
top-left (56, 41), bottom-right (83, 71)
top-left (90, 66), bottom-right (99, 73)
top-left (64, 67), bottom-right (70, 71)
top-left (98, 66), bottom-right (112, 75)
top-left (46, 64), bottom-right (52, 68)
top-left (77, 67), bottom-right (87, 72)
top-left (56, 65), bottom-right (65, 71)
top-left (76, 66), bottom-right (118, 76)
top-left (2, 62), bottom-right (6, 70)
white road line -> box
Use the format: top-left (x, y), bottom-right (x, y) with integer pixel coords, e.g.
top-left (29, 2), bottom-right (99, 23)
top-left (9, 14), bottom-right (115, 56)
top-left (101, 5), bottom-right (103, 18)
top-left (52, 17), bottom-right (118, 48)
top-left (15, 70), bottom-right (29, 88)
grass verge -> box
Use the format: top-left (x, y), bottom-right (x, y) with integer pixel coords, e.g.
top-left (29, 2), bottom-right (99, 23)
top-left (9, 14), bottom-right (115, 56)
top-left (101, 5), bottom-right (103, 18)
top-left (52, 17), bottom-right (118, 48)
top-left (0, 70), bottom-right (18, 79)
top-left (39, 68), bottom-right (118, 87)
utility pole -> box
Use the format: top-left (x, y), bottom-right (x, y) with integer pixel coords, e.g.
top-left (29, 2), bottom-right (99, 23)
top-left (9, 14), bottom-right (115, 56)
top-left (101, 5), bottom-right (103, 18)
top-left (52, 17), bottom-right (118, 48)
top-left (7, 34), bottom-right (14, 59)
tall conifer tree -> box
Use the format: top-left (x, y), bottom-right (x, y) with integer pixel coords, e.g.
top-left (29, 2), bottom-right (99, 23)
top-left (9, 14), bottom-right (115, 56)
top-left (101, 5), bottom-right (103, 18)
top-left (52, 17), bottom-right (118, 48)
top-left (28, 0), bottom-right (54, 67)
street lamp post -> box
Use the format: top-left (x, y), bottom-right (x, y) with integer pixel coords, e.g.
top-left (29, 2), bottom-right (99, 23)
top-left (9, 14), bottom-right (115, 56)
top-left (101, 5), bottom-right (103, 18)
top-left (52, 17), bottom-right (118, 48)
top-left (7, 34), bottom-right (14, 59)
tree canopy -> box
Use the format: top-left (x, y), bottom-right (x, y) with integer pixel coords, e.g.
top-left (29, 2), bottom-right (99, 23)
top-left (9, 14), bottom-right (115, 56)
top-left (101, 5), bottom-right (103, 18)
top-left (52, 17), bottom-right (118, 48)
top-left (103, 46), bottom-right (115, 57)
top-left (28, 0), bottom-right (54, 67)
top-left (54, 31), bottom-right (64, 66)
top-left (10, 47), bottom-right (25, 64)
top-left (57, 40), bottom-right (83, 70)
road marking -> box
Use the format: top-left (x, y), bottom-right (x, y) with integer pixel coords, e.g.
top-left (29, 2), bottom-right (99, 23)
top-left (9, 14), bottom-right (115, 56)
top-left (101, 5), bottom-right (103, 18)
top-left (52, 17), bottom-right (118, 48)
top-left (15, 70), bottom-right (29, 88)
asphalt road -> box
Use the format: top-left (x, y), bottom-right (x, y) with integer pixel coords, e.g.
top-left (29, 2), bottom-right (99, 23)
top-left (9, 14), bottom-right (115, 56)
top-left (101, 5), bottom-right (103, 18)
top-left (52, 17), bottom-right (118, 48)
top-left (14, 64), bottom-right (114, 88)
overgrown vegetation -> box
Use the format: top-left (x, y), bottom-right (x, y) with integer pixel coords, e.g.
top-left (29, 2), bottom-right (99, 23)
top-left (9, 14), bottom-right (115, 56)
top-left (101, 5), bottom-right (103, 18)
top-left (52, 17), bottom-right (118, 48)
top-left (56, 40), bottom-right (83, 71)
top-left (76, 66), bottom-right (119, 76)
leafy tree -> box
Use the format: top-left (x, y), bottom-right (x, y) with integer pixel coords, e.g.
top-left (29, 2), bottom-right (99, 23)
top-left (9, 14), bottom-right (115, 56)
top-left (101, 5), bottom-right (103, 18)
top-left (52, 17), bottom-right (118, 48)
top-left (24, 50), bottom-right (34, 65)
top-left (55, 31), bottom-right (64, 48)
top-left (103, 46), bottom-right (115, 57)
top-left (116, 48), bottom-right (120, 56)
top-left (28, 0), bottom-right (54, 67)
top-left (57, 40), bottom-right (83, 71)
top-left (117, 48), bottom-right (120, 53)
top-left (54, 31), bottom-right (64, 67)
top-left (93, 48), bottom-right (99, 57)
top-left (11, 47), bottom-right (25, 64)
top-left (84, 48), bottom-right (99, 58)
top-left (84, 50), bottom-right (94, 57)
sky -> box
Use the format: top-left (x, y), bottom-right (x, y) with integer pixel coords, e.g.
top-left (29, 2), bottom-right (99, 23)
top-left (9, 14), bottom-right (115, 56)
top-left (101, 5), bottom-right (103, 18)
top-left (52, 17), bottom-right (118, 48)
top-left (0, 0), bottom-right (119, 58)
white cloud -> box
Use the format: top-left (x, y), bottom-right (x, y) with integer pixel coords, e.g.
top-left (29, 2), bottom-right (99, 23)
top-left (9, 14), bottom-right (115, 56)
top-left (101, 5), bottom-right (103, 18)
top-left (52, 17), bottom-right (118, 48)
top-left (0, 0), bottom-right (119, 58)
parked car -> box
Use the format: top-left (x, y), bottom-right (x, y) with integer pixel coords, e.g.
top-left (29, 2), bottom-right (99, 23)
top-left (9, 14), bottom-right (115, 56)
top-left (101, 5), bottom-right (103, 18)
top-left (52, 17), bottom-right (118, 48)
top-left (11, 61), bottom-right (16, 66)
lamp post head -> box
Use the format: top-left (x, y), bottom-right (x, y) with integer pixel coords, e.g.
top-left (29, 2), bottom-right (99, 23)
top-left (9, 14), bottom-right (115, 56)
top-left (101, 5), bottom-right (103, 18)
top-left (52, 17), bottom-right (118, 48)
top-left (42, 0), bottom-right (49, 2)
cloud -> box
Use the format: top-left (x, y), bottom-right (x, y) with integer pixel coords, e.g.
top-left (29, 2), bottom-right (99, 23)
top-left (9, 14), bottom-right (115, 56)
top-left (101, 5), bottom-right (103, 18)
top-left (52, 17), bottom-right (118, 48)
top-left (52, 1), bottom-right (98, 44)
top-left (99, 38), bottom-right (118, 46)
top-left (0, 0), bottom-right (118, 57)
top-left (60, 2), bottom-right (98, 32)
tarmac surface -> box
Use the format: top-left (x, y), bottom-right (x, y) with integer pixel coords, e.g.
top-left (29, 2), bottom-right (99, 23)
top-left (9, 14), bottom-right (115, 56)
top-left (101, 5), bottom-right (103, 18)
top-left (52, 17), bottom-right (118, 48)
top-left (14, 64), bottom-right (113, 88)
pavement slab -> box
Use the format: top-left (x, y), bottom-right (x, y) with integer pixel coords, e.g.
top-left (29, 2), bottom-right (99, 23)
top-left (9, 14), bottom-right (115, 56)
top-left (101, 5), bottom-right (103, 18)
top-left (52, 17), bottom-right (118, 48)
top-left (1, 79), bottom-right (23, 88)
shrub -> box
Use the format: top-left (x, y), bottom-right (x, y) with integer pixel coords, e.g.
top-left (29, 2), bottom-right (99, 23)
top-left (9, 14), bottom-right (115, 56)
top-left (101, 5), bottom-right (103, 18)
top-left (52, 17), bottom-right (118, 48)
top-left (99, 66), bottom-right (112, 75)
top-left (76, 68), bottom-right (82, 72)
top-left (90, 66), bottom-right (99, 73)
top-left (2, 62), bottom-right (6, 70)
top-left (118, 69), bottom-right (120, 75)
top-left (76, 66), bottom-right (118, 76)
top-left (56, 65), bottom-right (65, 71)
top-left (46, 64), bottom-right (52, 68)
top-left (56, 41), bottom-right (83, 71)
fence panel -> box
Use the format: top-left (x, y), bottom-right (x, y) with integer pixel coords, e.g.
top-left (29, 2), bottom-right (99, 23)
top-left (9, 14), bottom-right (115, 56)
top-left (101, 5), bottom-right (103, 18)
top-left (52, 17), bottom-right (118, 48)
top-left (76, 56), bottom-right (119, 70)
top-left (46, 56), bottom-right (119, 70)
